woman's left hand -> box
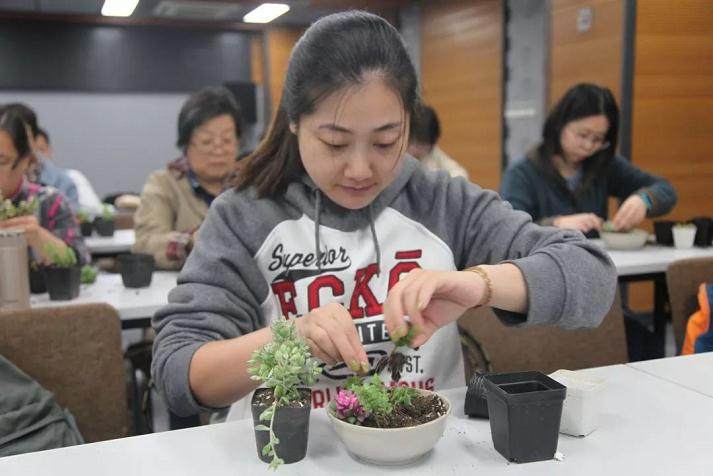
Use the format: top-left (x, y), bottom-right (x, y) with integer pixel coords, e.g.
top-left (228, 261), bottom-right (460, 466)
top-left (612, 194), bottom-right (647, 231)
top-left (383, 269), bottom-right (486, 348)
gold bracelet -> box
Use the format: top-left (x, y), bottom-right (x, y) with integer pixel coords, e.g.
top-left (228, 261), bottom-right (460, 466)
top-left (466, 265), bottom-right (492, 308)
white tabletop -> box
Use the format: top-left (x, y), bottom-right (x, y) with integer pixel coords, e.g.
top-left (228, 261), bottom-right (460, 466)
top-left (29, 271), bottom-right (177, 321)
top-left (628, 352), bottom-right (713, 398)
top-left (591, 239), bottom-right (713, 277)
top-left (84, 229), bottom-right (135, 254)
top-left (1, 361), bottom-right (711, 475)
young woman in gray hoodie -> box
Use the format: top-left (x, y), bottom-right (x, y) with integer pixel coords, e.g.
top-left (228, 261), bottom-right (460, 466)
top-left (152, 11), bottom-right (617, 420)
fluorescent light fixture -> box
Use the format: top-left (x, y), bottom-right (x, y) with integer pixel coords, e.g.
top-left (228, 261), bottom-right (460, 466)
top-left (101, 0), bottom-right (140, 17)
top-left (243, 3), bottom-right (290, 23)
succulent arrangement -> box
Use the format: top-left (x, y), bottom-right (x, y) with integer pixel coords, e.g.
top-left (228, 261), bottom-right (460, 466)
top-left (0, 196), bottom-right (39, 221)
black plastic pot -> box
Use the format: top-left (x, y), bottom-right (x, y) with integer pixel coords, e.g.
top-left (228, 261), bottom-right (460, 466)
top-left (692, 217), bottom-right (713, 247)
top-left (653, 220), bottom-right (675, 246)
top-left (251, 388), bottom-right (311, 465)
top-left (28, 268), bottom-right (47, 294)
top-left (44, 266), bottom-right (81, 301)
top-left (484, 371), bottom-right (566, 464)
top-left (464, 372), bottom-right (490, 418)
top-left (118, 253), bottom-right (155, 288)
top-left (93, 217), bottom-right (115, 237)
top-left (80, 221), bottom-right (93, 237)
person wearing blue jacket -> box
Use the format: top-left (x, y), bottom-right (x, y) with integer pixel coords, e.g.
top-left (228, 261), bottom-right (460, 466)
top-left (501, 83), bottom-right (677, 236)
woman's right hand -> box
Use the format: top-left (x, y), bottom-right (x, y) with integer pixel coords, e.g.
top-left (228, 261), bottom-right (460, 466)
top-left (293, 302), bottom-right (370, 373)
top-left (552, 213), bottom-right (603, 233)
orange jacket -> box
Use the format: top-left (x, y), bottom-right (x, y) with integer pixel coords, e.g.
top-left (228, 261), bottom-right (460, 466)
top-left (682, 283), bottom-right (713, 355)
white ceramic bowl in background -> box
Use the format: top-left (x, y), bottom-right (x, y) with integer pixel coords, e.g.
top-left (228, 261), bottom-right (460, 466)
top-left (549, 369), bottom-right (605, 437)
top-left (673, 226), bottom-right (697, 249)
top-left (600, 228), bottom-right (648, 250)
top-left (326, 389), bottom-right (451, 465)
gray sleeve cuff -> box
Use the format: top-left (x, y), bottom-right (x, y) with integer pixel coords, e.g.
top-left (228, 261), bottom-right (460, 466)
top-left (156, 341), bottom-right (229, 417)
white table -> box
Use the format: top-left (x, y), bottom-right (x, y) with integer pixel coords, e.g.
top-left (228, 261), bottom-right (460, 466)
top-left (593, 239), bottom-right (713, 277)
top-left (1, 362), bottom-right (711, 475)
top-left (85, 229), bottom-right (135, 255)
top-left (628, 353), bottom-right (713, 398)
top-left (29, 271), bottom-right (177, 328)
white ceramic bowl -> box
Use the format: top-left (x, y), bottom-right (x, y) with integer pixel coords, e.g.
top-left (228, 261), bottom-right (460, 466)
top-left (326, 389), bottom-right (451, 465)
top-left (600, 228), bottom-right (648, 250)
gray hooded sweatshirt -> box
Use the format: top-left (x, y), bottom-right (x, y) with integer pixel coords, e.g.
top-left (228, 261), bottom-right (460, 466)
top-left (152, 156), bottom-right (617, 418)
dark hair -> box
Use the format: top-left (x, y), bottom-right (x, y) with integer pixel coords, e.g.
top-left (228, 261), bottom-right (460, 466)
top-left (177, 86), bottom-right (243, 151)
top-left (37, 127), bottom-right (50, 144)
top-left (410, 104), bottom-right (440, 146)
top-left (532, 83), bottom-right (619, 192)
top-left (236, 10), bottom-right (420, 196)
top-left (4, 103), bottom-right (40, 138)
top-left (0, 108), bottom-right (34, 169)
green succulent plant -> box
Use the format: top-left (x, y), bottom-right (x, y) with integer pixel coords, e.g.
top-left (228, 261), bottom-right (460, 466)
top-left (247, 317), bottom-right (322, 470)
top-left (43, 243), bottom-right (77, 268)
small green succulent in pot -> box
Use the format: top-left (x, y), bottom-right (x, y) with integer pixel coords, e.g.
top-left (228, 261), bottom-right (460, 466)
top-left (42, 243), bottom-right (81, 301)
top-left (43, 243), bottom-right (77, 268)
top-left (101, 203), bottom-right (115, 222)
top-left (248, 317), bottom-right (322, 469)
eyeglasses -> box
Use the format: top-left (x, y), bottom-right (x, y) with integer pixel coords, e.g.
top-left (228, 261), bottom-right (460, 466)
top-left (566, 126), bottom-right (610, 151)
top-left (189, 134), bottom-right (238, 154)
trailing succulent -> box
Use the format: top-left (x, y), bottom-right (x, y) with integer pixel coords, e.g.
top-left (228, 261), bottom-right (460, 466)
top-left (248, 317), bottom-right (322, 470)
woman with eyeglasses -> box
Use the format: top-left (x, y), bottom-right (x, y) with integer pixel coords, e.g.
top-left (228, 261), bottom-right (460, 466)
top-left (133, 86), bottom-right (243, 270)
top-left (501, 83), bottom-right (677, 236)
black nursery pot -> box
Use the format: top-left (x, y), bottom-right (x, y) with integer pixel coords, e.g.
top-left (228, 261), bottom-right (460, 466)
top-left (80, 221), bottom-right (93, 237)
top-left (251, 388), bottom-right (311, 465)
top-left (118, 253), bottom-right (155, 288)
top-left (93, 217), bottom-right (115, 237)
top-left (464, 372), bottom-right (490, 418)
top-left (28, 268), bottom-right (47, 294)
top-left (653, 220), bottom-right (675, 246)
top-left (692, 217), bottom-right (713, 247)
top-left (484, 371), bottom-right (566, 464)
top-left (44, 266), bottom-right (81, 301)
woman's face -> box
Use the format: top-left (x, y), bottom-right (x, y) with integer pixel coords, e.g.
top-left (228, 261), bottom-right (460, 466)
top-left (0, 131), bottom-right (29, 199)
top-left (185, 114), bottom-right (239, 183)
top-left (295, 77), bottom-right (409, 210)
top-left (559, 114), bottom-right (609, 163)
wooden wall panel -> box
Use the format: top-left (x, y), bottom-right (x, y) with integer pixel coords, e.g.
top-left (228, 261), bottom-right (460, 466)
top-left (549, 0), bottom-right (623, 105)
top-left (632, 0), bottom-right (713, 221)
top-left (420, 0), bottom-right (503, 191)
top-left (265, 27), bottom-right (304, 114)
top-left (250, 33), bottom-right (264, 86)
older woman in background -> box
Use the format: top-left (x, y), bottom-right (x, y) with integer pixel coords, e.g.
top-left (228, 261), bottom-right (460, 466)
top-left (133, 86), bottom-right (242, 270)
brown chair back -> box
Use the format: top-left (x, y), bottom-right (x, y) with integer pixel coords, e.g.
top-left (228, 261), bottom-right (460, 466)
top-left (458, 290), bottom-right (627, 380)
top-left (666, 257), bottom-right (713, 352)
top-left (0, 304), bottom-right (128, 442)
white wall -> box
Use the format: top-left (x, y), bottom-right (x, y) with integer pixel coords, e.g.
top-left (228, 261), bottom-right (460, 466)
top-left (0, 91), bottom-right (187, 197)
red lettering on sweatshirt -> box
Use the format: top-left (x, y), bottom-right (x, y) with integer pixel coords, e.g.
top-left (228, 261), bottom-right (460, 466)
top-left (271, 281), bottom-right (298, 318)
top-left (307, 275), bottom-right (345, 311)
top-left (349, 264), bottom-right (383, 318)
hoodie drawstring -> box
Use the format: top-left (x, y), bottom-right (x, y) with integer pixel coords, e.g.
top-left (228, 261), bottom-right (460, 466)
top-left (368, 203), bottom-right (382, 277)
top-left (313, 189), bottom-right (382, 277)
top-left (314, 190), bottom-right (323, 273)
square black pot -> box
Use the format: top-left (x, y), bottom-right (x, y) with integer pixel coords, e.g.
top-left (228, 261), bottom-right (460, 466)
top-left (44, 266), bottom-right (81, 300)
top-left (93, 217), bottom-right (115, 237)
top-left (484, 371), bottom-right (566, 463)
top-left (118, 253), bottom-right (155, 288)
top-left (692, 217), bottom-right (713, 247)
top-left (80, 221), bottom-right (93, 237)
top-left (653, 220), bottom-right (675, 246)
top-left (29, 268), bottom-right (47, 294)
top-left (251, 388), bottom-right (311, 465)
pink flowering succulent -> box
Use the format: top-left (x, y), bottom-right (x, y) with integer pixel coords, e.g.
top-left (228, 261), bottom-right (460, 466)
top-left (334, 389), bottom-right (369, 424)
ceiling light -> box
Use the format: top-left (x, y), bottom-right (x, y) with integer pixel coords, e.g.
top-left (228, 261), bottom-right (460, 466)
top-left (243, 3), bottom-right (289, 23)
top-left (102, 0), bottom-right (140, 17)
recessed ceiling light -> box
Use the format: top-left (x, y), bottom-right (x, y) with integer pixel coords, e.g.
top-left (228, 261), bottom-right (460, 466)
top-left (101, 0), bottom-right (140, 17)
top-left (243, 3), bottom-right (290, 23)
